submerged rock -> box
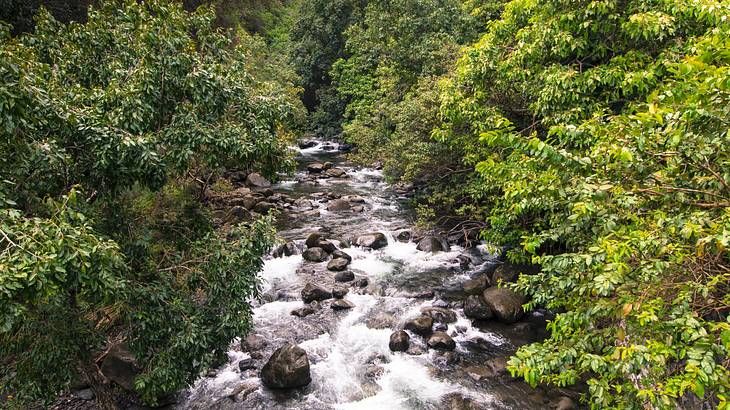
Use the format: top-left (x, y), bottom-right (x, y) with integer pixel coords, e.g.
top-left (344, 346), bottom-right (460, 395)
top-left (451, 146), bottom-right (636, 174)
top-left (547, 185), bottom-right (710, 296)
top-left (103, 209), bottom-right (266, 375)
top-left (389, 331), bottom-right (410, 352)
top-left (261, 344), bottom-right (311, 389)
top-left (427, 332), bottom-right (456, 350)
top-left (356, 232), bottom-right (388, 249)
top-left (291, 306), bottom-right (316, 317)
top-left (482, 287), bottom-right (525, 324)
top-left (404, 316), bottom-right (433, 336)
top-left (301, 283), bottom-right (332, 303)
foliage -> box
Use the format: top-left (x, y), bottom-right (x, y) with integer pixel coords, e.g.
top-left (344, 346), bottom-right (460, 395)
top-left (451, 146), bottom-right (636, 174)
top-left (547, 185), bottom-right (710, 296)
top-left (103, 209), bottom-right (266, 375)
top-left (439, 0), bottom-right (730, 407)
top-left (289, 0), bottom-right (366, 137)
top-left (0, 0), bottom-right (297, 404)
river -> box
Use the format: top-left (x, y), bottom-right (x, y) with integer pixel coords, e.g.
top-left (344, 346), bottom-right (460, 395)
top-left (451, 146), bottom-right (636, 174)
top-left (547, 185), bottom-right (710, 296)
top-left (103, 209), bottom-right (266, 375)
top-left (179, 141), bottom-right (570, 409)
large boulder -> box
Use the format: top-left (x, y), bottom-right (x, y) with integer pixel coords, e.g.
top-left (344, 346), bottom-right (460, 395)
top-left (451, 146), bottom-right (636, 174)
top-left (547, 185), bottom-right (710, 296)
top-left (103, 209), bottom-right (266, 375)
top-left (307, 162), bottom-right (326, 173)
top-left (389, 331), bottom-right (410, 352)
top-left (327, 258), bottom-right (350, 272)
top-left (100, 343), bottom-right (139, 391)
top-left (464, 295), bottom-right (493, 320)
top-left (416, 236), bottom-right (450, 253)
top-left (301, 283), bottom-right (332, 303)
top-left (404, 316), bottom-right (433, 336)
top-left (420, 307), bottom-right (458, 324)
top-left (260, 344), bottom-right (311, 389)
top-left (303, 247), bottom-right (328, 262)
top-left (356, 232), bottom-right (389, 249)
top-left (246, 172), bottom-right (271, 188)
top-left (427, 332), bottom-right (456, 350)
top-left (463, 275), bottom-right (490, 295)
top-left (482, 287), bottom-right (525, 324)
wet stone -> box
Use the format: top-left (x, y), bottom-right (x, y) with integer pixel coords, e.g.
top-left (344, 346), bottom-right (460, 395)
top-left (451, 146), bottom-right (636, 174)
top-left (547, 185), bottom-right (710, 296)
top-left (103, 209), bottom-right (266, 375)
top-left (404, 316), bottom-right (433, 336)
top-left (389, 331), bottom-right (410, 352)
top-left (331, 299), bottom-right (355, 310)
top-left (427, 332), bottom-right (456, 351)
top-left (291, 306), bottom-right (316, 317)
top-left (420, 307), bottom-right (458, 324)
top-left (303, 247), bottom-right (328, 262)
top-left (327, 257), bottom-right (350, 271)
top-left (301, 283), bottom-right (332, 303)
top-left (332, 286), bottom-right (349, 299)
top-left (334, 270), bottom-right (355, 282)
top-left (332, 250), bottom-right (352, 262)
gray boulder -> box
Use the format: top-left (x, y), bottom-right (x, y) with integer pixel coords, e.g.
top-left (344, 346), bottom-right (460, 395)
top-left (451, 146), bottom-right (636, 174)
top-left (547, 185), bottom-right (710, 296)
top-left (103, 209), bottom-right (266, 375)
top-left (301, 283), bottom-right (332, 303)
top-left (334, 270), bottom-right (355, 282)
top-left (427, 332), bottom-right (456, 350)
top-left (356, 232), bottom-right (388, 249)
top-left (327, 258), bottom-right (350, 271)
top-left (303, 247), bottom-right (328, 262)
top-left (246, 172), bottom-right (271, 188)
top-left (404, 316), bottom-right (433, 336)
top-left (416, 236), bottom-right (450, 253)
top-left (260, 344), bottom-right (311, 389)
top-left (482, 287), bottom-right (525, 324)
top-left (389, 331), bottom-right (410, 352)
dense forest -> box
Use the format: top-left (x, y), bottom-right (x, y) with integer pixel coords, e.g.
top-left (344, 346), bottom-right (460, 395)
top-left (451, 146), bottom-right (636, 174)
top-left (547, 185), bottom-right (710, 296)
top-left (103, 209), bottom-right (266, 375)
top-left (1, 0), bottom-right (729, 409)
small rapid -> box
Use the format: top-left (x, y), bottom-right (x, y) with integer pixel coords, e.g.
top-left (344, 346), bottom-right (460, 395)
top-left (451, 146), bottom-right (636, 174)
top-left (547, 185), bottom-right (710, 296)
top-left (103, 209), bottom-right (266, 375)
top-left (179, 141), bottom-right (563, 409)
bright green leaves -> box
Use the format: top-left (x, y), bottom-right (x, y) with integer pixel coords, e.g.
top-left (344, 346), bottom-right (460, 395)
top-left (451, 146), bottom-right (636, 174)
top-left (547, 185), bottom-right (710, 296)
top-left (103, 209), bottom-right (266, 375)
top-left (439, 0), bottom-right (730, 408)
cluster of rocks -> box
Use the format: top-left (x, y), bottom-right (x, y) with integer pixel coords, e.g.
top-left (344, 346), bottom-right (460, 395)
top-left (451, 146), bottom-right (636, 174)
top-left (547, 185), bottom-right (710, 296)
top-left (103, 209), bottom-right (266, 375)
top-left (460, 263), bottom-right (536, 324)
top-left (389, 305), bottom-right (460, 353)
top-left (306, 161), bottom-right (348, 179)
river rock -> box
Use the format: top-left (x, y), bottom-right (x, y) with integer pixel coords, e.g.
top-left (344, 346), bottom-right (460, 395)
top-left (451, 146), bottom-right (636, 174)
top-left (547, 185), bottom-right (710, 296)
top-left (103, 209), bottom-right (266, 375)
top-left (427, 332), bottom-right (456, 350)
top-left (301, 283), bottom-right (332, 303)
top-left (395, 230), bottom-right (411, 242)
top-left (227, 206), bottom-right (250, 223)
top-left (307, 162), bottom-right (326, 173)
top-left (331, 250), bottom-right (352, 262)
top-left (291, 306), bottom-right (316, 317)
top-left (305, 233), bottom-right (323, 248)
top-left (317, 239), bottom-right (337, 253)
top-left (254, 201), bottom-right (276, 214)
top-left (327, 257), bottom-right (350, 271)
top-left (482, 287), bottom-right (525, 324)
top-left (238, 357), bottom-right (256, 371)
top-left (389, 331), bottom-right (410, 352)
top-left (326, 168), bottom-right (347, 178)
top-left (246, 172), bottom-right (271, 188)
top-left (463, 275), bottom-right (490, 295)
top-left (100, 343), bottom-right (139, 391)
top-left (299, 140), bottom-right (317, 149)
top-left (491, 264), bottom-right (519, 284)
top-left (272, 241), bottom-right (298, 258)
top-left (404, 316), bottom-right (433, 335)
top-left (334, 270), bottom-right (355, 282)
top-left (331, 299), bottom-right (355, 310)
top-left (354, 278), bottom-right (369, 288)
top-left (332, 286), bottom-right (349, 299)
top-left (260, 344), bottom-right (311, 389)
top-left (303, 247), bottom-right (328, 262)
top-left (356, 232), bottom-right (388, 249)
top-left (416, 236), bottom-right (450, 253)
top-left (327, 198), bottom-right (351, 211)
top-left (464, 295), bottom-right (493, 320)
top-left (420, 307), bottom-right (457, 324)
top-left (294, 198), bottom-right (314, 209)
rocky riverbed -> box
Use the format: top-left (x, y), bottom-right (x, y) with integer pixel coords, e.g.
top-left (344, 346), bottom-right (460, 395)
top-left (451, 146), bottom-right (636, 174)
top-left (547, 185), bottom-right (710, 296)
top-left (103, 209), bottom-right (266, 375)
top-left (172, 141), bottom-right (582, 410)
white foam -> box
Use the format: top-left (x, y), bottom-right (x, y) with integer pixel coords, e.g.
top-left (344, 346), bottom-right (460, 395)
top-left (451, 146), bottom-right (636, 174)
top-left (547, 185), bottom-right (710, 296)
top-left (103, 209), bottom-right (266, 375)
top-left (260, 254), bottom-right (302, 291)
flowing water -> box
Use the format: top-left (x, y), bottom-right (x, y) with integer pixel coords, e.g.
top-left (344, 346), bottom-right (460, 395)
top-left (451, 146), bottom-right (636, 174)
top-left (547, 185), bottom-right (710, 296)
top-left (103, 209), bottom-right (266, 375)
top-left (179, 142), bottom-right (559, 409)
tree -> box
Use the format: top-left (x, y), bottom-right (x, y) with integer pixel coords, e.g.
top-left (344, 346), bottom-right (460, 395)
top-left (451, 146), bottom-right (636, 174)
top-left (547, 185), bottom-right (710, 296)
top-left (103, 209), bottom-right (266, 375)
top-left (439, 0), bottom-right (730, 407)
top-left (0, 0), bottom-right (299, 405)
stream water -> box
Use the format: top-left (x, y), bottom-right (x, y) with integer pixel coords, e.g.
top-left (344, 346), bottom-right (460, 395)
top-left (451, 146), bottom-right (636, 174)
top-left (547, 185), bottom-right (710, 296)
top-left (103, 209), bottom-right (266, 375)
top-left (179, 142), bottom-right (561, 410)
